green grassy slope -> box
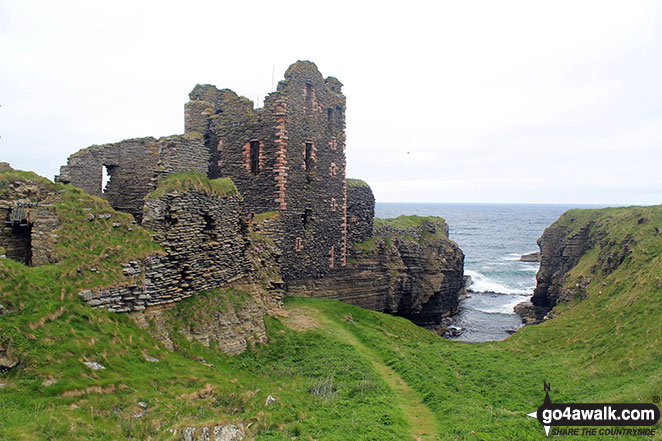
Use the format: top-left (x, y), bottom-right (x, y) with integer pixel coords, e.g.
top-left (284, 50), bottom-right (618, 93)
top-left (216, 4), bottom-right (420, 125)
top-left (1, 169), bottom-right (660, 440)
top-left (0, 171), bottom-right (410, 440)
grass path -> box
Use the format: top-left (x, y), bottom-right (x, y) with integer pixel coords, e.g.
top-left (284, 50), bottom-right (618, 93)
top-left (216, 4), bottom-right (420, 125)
top-left (283, 307), bottom-right (440, 441)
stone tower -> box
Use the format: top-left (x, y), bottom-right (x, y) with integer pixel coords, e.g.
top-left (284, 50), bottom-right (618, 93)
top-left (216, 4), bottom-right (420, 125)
top-left (185, 61), bottom-right (347, 281)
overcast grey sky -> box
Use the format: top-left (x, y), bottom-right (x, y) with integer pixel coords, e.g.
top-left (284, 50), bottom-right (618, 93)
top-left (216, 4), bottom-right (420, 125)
top-left (1, 0), bottom-right (661, 204)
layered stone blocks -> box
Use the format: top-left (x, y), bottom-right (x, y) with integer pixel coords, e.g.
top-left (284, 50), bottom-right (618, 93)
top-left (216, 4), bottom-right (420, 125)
top-left (79, 188), bottom-right (249, 312)
top-left (0, 175), bottom-right (59, 266)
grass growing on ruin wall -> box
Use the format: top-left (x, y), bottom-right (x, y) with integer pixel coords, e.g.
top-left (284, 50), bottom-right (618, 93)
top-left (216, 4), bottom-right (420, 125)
top-left (0, 169), bottom-right (58, 199)
top-left (0, 168), bottom-right (163, 300)
top-left (149, 172), bottom-right (237, 199)
top-left (353, 236), bottom-right (379, 253)
top-left (253, 211), bottom-right (279, 223)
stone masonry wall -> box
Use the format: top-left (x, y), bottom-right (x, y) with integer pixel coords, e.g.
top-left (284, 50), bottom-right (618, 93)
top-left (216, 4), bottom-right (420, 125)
top-left (0, 206), bottom-right (31, 263)
top-left (28, 205), bottom-right (58, 266)
top-left (56, 134), bottom-right (207, 222)
top-left (187, 85), bottom-right (281, 215)
top-left (346, 179), bottom-right (375, 247)
top-left (0, 176), bottom-right (59, 266)
top-left (184, 61), bottom-right (348, 282)
top-left (277, 62), bottom-right (347, 281)
top-left (54, 61), bottom-right (468, 330)
top-left (79, 189), bottom-right (250, 312)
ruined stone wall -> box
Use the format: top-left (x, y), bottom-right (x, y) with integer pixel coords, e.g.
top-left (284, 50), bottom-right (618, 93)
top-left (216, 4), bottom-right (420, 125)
top-left (153, 133), bottom-right (208, 181)
top-left (0, 206), bottom-right (31, 263)
top-left (56, 138), bottom-right (159, 221)
top-left (28, 205), bottom-right (58, 265)
top-left (56, 135), bottom-right (207, 222)
top-left (79, 189), bottom-right (250, 312)
top-left (0, 176), bottom-right (59, 266)
top-left (346, 179), bottom-right (375, 247)
top-left (185, 85), bottom-right (281, 215)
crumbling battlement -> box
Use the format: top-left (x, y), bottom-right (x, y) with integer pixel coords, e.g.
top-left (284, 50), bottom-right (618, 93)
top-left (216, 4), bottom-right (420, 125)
top-left (53, 61), bottom-right (465, 328)
top-left (56, 134), bottom-right (207, 222)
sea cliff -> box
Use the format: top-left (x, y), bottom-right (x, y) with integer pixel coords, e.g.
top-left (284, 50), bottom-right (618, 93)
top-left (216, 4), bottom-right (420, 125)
top-left (516, 205), bottom-right (657, 323)
top-left (288, 216), bottom-right (465, 328)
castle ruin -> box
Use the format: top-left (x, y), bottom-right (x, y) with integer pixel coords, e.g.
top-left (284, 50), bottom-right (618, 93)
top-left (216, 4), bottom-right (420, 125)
top-left (48, 60), bottom-right (464, 328)
top-left (57, 61), bottom-right (353, 283)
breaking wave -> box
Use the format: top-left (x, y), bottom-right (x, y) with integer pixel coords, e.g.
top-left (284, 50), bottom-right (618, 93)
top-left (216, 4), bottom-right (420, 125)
top-left (465, 269), bottom-right (532, 295)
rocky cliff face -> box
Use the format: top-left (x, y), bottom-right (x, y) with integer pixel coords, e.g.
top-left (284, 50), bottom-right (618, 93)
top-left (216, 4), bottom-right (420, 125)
top-left (531, 221), bottom-right (593, 308)
top-left (288, 217), bottom-right (464, 328)
top-left (517, 207), bottom-right (639, 323)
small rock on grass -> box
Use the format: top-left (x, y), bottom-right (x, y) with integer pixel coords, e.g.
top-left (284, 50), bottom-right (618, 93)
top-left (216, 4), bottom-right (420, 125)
top-left (83, 361), bottom-right (105, 370)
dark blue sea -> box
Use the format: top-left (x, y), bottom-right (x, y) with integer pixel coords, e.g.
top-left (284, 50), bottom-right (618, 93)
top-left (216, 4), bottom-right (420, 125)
top-left (375, 203), bottom-right (600, 342)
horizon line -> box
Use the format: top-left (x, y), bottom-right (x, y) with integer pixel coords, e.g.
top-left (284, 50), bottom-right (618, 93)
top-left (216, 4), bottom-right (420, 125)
top-left (374, 201), bottom-right (658, 207)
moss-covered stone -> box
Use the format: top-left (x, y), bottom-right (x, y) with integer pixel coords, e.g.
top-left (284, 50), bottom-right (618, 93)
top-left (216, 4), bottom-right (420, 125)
top-left (148, 172), bottom-right (237, 199)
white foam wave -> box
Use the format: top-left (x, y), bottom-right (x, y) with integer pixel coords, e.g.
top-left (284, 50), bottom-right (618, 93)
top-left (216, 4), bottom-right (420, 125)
top-left (484, 295), bottom-right (528, 314)
top-left (463, 291), bottom-right (530, 314)
top-left (465, 269), bottom-right (531, 295)
top-left (520, 265), bottom-right (540, 273)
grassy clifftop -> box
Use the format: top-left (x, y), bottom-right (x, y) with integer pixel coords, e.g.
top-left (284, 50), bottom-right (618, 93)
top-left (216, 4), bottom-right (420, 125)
top-left (1, 169), bottom-right (660, 441)
top-left (374, 214), bottom-right (447, 231)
